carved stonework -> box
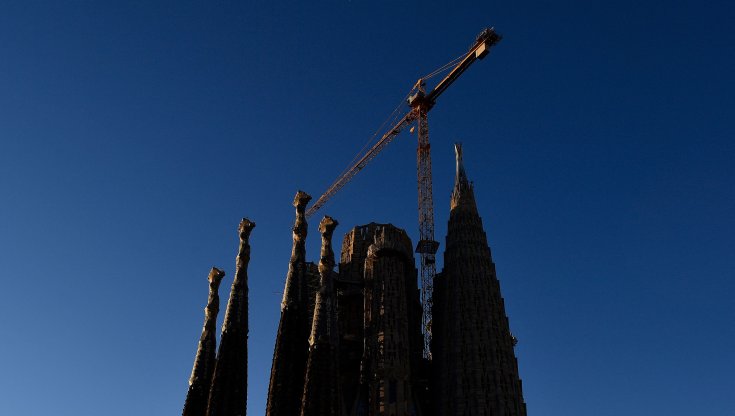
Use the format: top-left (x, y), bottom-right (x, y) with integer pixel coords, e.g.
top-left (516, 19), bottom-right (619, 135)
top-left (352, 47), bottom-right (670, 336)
top-left (358, 225), bottom-right (424, 416)
top-left (206, 218), bottom-right (255, 416)
top-left (266, 191), bottom-right (314, 416)
top-left (282, 191), bottom-right (312, 310)
top-left (300, 216), bottom-right (341, 416)
top-left (183, 267), bottom-right (224, 416)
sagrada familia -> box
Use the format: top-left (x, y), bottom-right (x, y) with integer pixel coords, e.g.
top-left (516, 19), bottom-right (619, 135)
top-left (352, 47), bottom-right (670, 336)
top-left (181, 144), bottom-right (528, 416)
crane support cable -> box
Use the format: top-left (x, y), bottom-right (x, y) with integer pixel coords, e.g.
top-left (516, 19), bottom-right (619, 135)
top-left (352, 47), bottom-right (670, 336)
top-left (306, 110), bottom-right (416, 218)
top-left (420, 51), bottom-right (467, 81)
top-left (426, 28), bottom-right (502, 104)
top-left (335, 90), bottom-right (413, 183)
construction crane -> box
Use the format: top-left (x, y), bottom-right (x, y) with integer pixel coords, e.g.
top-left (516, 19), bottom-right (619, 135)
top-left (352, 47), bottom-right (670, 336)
top-left (306, 27), bottom-right (502, 358)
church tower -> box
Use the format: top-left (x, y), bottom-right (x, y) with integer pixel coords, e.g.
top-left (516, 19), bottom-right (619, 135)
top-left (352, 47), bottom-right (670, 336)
top-left (206, 218), bottom-right (255, 416)
top-left (266, 191), bottom-right (314, 416)
top-left (300, 216), bottom-right (342, 416)
top-left (183, 267), bottom-right (224, 416)
top-left (432, 144), bottom-right (527, 415)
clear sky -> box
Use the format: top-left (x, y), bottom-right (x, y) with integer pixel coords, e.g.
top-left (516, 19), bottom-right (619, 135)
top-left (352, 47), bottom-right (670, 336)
top-left (1, 1), bottom-right (733, 415)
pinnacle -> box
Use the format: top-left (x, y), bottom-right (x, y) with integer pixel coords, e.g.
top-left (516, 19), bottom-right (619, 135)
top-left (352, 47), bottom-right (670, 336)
top-left (207, 267), bottom-right (225, 284)
top-left (450, 143), bottom-right (478, 212)
top-left (238, 218), bottom-right (256, 239)
top-left (318, 215), bottom-right (338, 235)
top-left (293, 190), bottom-right (312, 209)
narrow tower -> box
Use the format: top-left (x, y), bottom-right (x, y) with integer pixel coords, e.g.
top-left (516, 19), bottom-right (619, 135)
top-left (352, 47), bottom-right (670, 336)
top-left (183, 267), bottom-right (225, 416)
top-left (432, 144), bottom-right (527, 415)
top-left (353, 225), bottom-right (424, 416)
top-left (206, 218), bottom-right (255, 416)
top-left (300, 216), bottom-right (341, 416)
top-left (266, 191), bottom-right (313, 416)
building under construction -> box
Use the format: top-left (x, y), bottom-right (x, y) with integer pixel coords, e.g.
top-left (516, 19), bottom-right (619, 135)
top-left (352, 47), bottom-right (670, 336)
top-left (181, 26), bottom-right (527, 416)
top-left (181, 145), bottom-right (527, 416)
top-left (265, 145), bottom-right (527, 416)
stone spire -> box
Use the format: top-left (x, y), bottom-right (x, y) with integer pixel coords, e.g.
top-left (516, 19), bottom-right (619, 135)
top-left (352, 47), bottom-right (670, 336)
top-left (266, 191), bottom-right (313, 416)
top-left (450, 142), bottom-right (478, 213)
top-left (433, 144), bottom-right (527, 415)
top-left (300, 216), bottom-right (341, 416)
top-left (206, 218), bottom-right (255, 416)
top-left (183, 267), bottom-right (225, 416)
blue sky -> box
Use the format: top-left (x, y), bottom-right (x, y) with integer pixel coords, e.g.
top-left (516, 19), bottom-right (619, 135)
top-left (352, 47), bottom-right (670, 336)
top-left (1, 1), bottom-right (733, 415)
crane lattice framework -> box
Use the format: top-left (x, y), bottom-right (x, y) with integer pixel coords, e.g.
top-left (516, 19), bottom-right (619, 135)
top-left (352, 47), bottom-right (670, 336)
top-left (306, 27), bottom-right (502, 358)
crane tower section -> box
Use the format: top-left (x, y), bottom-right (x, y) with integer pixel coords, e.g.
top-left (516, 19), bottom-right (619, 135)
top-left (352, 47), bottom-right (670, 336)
top-left (409, 83), bottom-right (440, 359)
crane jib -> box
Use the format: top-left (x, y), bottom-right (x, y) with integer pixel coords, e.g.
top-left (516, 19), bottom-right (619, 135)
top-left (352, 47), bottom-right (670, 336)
top-left (306, 110), bottom-right (415, 217)
top-left (307, 27), bottom-right (501, 219)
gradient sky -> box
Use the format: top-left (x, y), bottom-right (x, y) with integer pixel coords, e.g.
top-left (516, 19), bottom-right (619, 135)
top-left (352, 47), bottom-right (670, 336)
top-left (1, 1), bottom-right (734, 415)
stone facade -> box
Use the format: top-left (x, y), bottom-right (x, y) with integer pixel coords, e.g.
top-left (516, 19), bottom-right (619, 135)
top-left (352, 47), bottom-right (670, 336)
top-left (265, 221), bottom-right (427, 416)
top-left (356, 225), bottom-right (425, 416)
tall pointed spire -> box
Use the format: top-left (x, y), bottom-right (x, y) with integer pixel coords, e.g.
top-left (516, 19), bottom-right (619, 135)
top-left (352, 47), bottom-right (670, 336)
top-left (455, 142), bottom-right (468, 185)
top-left (281, 191), bottom-right (312, 313)
top-left (433, 144), bottom-right (526, 415)
top-left (206, 218), bottom-right (255, 416)
top-left (266, 191), bottom-right (313, 416)
top-left (183, 267), bottom-right (225, 416)
top-left (450, 142), bottom-right (478, 213)
top-left (300, 215), bottom-right (341, 416)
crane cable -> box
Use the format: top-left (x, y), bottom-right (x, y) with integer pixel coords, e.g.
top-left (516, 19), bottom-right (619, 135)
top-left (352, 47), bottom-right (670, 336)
top-left (338, 51), bottom-right (464, 180)
top-left (311, 50), bottom-right (467, 212)
top-left (335, 49), bottom-right (467, 182)
top-left (332, 89), bottom-right (413, 186)
top-left (420, 51), bottom-right (467, 81)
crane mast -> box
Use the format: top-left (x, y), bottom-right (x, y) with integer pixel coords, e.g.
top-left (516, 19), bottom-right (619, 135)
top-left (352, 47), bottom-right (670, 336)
top-left (411, 84), bottom-right (440, 359)
top-left (306, 28), bottom-right (502, 359)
